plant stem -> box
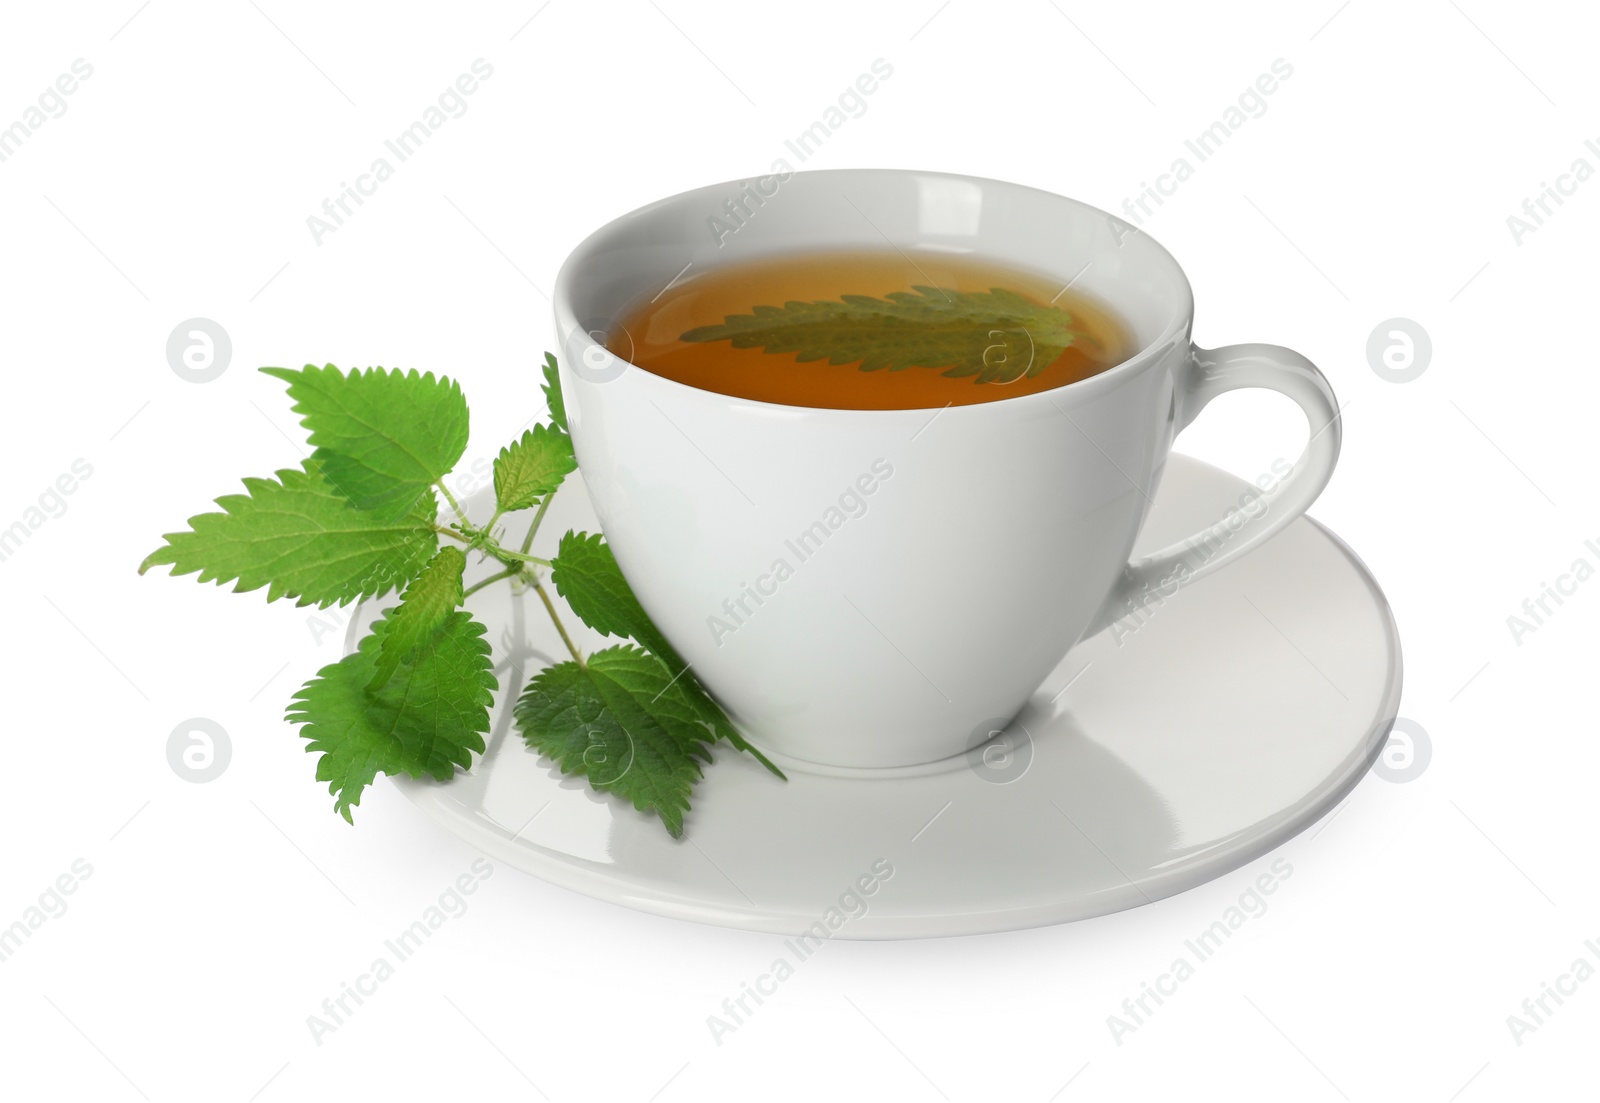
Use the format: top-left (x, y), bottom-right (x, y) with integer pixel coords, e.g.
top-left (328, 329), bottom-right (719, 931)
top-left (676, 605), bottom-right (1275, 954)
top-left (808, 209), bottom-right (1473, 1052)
top-left (435, 480), bottom-right (468, 524)
top-left (433, 517), bottom-right (549, 571)
top-left (489, 547), bottom-right (552, 567)
top-left (462, 566), bottom-right (519, 599)
top-left (440, 481), bottom-right (572, 662)
top-left (533, 577), bottom-right (585, 667)
top-left (521, 495), bottom-right (554, 554)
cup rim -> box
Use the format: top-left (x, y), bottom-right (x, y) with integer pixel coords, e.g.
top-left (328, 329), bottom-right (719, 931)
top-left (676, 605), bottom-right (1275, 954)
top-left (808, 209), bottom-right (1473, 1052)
top-left (552, 168), bottom-right (1196, 416)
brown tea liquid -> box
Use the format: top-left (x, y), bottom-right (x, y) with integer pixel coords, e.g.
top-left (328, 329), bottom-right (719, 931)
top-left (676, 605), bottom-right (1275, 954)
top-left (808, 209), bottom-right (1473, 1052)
top-left (607, 249), bottom-right (1134, 411)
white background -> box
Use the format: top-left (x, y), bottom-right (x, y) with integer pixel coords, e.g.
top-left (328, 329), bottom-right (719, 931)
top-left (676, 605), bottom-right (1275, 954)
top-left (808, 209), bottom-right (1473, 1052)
top-left (1, 1), bottom-right (1595, 1100)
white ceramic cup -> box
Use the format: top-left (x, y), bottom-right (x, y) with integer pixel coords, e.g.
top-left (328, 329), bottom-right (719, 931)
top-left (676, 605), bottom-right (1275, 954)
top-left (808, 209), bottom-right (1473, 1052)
top-left (553, 169), bottom-right (1340, 769)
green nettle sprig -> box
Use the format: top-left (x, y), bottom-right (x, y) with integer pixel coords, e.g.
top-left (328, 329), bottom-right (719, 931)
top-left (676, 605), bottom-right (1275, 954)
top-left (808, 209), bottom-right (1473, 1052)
top-left (140, 354), bottom-right (783, 837)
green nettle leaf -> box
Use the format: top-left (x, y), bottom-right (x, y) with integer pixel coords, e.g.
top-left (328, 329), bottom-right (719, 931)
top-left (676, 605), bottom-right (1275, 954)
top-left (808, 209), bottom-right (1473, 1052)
top-left (550, 531), bottom-right (783, 777)
top-left (138, 459), bottom-right (438, 608)
top-left (261, 364), bottom-right (470, 519)
top-left (288, 609), bottom-right (497, 822)
top-left (514, 646), bottom-right (716, 838)
top-left (671, 668), bottom-right (781, 776)
top-left (542, 351), bottom-right (567, 433)
top-left (492, 424), bottom-right (577, 513)
top-left (368, 545), bottom-right (467, 691)
top-left (551, 530), bottom-right (678, 663)
top-left (680, 286), bottom-right (1086, 384)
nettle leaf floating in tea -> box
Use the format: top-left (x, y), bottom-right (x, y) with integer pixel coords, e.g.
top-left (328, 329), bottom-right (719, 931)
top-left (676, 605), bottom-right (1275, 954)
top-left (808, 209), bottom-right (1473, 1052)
top-left (680, 286), bottom-right (1087, 384)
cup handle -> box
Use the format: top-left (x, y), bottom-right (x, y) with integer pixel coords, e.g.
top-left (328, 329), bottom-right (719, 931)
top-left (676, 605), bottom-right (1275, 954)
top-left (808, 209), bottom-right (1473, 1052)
top-left (1084, 342), bottom-right (1342, 637)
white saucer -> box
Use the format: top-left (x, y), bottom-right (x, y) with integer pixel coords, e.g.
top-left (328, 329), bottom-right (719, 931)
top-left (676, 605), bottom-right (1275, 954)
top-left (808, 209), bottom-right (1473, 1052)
top-left (367, 454), bottom-right (1401, 939)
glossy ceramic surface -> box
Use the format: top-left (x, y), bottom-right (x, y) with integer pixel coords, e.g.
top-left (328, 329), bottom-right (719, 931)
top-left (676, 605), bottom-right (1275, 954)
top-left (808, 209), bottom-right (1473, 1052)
top-left (552, 169), bottom-right (1341, 767)
top-left (378, 456), bottom-right (1401, 939)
